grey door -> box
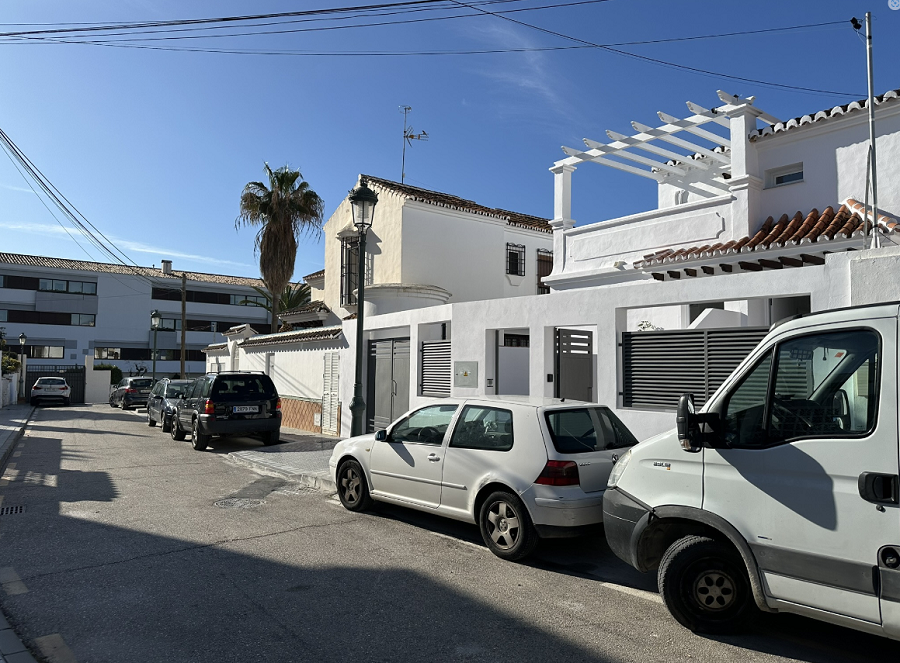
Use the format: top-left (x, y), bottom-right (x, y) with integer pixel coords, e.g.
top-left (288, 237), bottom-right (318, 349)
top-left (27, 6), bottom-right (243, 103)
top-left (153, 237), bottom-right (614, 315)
top-left (367, 338), bottom-right (410, 432)
top-left (555, 329), bottom-right (593, 402)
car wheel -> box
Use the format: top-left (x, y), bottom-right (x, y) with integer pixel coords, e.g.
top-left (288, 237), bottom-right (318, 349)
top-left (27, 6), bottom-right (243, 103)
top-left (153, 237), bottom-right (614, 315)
top-left (192, 419), bottom-right (209, 451)
top-left (171, 418), bottom-right (186, 441)
top-left (30, 398), bottom-right (37, 407)
top-left (261, 430), bottom-right (280, 446)
top-left (63, 397), bottom-right (71, 406)
top-left (109, 397), bottom-right (116, 407)
top-left (161, 415), bottom-right (172, 433)
top-left (336, 459), bottom-right (372, 512)
top-left (479, 491), bottom-right (538, 561)
top-left (658, 535), bottom-right (758, 635)
top-left (121, 400), bottom-right (129, 410)
top-left (147, 410), bottom-right (156, 427)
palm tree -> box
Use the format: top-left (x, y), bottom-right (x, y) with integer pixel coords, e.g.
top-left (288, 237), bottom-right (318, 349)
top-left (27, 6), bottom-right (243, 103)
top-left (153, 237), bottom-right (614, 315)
top-left (241, 284), bottom-right (311, 330)
top-left (237, 164), bottom-right (324, 333)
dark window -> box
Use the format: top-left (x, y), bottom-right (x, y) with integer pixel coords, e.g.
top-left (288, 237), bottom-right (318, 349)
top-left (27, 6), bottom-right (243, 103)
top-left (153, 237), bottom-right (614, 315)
top-left (210, 375), bottom-right (276, 401)
top-left (450, 406), bottom-right (514, 451)
top-left (775, 170), bottom-right (803, 186)
top-left (29, 346), bottom-right (65, 359)
top-left (37, 278), bottom-right (97, 295)
top-left (95, 347), bottom-right (121, 360)
top-left (71, 313), bottom-right (95, 327)
top-left (164, 383), bottom-right (190, 399)
top-left (1, 275), bottom-right (40, 291)
top-left (152, 287), bottom-right (181, 302)
top-left (506, 243), bottom-right (525, 276)
top-left (130, 378), bottom-right (153, 389)
top-left (503, 334), bottom-right (529, 348)
top-left (545, 406), bottom-right (637, 454)
top-left (120, 348), bottom-right (151, 361)
top-left (341, 236), bottom-right (360, 306)
top-left (537, 249), bottom-right (553, 294)
top-left (390, 405), bottom-right (458, 445)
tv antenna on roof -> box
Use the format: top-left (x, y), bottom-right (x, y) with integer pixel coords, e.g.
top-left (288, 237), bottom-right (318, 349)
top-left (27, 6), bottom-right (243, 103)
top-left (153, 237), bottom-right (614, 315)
top-left (400, 105), bottom-right (428, 184)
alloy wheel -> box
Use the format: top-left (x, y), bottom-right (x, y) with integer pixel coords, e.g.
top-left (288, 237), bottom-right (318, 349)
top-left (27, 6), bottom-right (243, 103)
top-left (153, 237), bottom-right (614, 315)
top-left (341, 466), bottom-right (361, 505)
top-left (485, 500), bottom-right (520, 550)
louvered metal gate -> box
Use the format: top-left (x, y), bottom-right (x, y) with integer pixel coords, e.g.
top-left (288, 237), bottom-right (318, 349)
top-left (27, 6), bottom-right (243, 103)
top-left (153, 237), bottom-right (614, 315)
top-left (556, 329), bottom-right (593, 401)
top-left (621, 327), bottom-right (768, 410)
top-left (420, 340), bottom-right (451, 398)
top-left (25, 365), bottom-right (86, 403)
top-left (366, 338), bottom-right (410, 433)
top-left (321, 352), bottom-right (340, 436)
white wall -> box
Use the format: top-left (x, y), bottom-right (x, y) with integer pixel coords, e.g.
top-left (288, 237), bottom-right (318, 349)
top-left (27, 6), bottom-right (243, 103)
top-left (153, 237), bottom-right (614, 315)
top-left (239, 338), bottom-right (347, 400)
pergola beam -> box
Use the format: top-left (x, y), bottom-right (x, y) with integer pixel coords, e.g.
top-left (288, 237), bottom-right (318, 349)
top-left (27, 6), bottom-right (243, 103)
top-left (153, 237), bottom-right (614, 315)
top-left (657, 112), bottom-right (731, 148)
top-left (560, 147), bottom-right (663, 181)
top-left (632, 121), bottom-right (730, 164)
top-left (602, 131), bottom-right (711, 170)
top-left (579, 139), bottom-right (686, 175)
top-left (685, 102), bottom-right (731, 128)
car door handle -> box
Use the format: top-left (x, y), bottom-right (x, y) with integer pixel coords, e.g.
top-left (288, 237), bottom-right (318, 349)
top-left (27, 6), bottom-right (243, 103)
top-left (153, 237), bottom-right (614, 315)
top-left (858, 472), bottom-right (900, 505)
top-left (427, 453), bottom-right (441, 462)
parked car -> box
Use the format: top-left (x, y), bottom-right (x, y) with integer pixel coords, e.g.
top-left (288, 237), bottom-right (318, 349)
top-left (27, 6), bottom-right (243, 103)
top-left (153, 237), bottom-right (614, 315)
top-left (30, 377), bottom-right (71, 406)
top-left (147, 378), bottom-right (192, 432)
top-left (109, 377), bottom-right (155, 410)
top-left (604, 302), bottom-right (900, 641)
top-left (170, 372), bottom-right (281, 450)
top-left (329, 396), bottom-right (638, 560)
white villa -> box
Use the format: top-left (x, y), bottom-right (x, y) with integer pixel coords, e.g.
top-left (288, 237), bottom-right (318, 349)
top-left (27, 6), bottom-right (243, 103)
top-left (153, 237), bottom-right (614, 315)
top-left (208, 87), bottom-right (900, 440)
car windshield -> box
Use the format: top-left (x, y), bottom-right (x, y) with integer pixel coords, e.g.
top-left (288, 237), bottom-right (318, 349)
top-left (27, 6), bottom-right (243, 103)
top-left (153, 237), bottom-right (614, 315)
top-left (39, 378), bottom-right (66, 385)
top-left (545, 406), bottom-right (638, 453)
top-left (131, 379), bottom-right (153, 388)
top-left (211, 376), bottom-right (276, 401)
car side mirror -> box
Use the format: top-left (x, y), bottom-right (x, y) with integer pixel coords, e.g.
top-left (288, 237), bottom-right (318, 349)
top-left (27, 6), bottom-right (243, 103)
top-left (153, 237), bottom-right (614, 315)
top-left (676, 393), bottom-right (702, 453)
top-left (374, 429), bottom-right (387, 442)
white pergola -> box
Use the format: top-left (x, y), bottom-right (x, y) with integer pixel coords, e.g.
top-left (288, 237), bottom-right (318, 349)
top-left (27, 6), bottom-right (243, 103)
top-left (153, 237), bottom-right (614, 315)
top-left (554, 91), bottom-right (782, 191)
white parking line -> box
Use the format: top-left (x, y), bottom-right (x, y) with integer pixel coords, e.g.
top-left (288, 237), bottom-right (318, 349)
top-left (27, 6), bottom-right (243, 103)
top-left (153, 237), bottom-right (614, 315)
top-left (430, 531), bottom-right (484, 551)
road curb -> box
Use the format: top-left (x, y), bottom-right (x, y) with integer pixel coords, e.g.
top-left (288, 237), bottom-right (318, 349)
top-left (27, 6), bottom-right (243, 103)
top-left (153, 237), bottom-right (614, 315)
top-left (0, 406), bottom-right (34, 475)
top-left (227, 452), bottom-right (337, 494)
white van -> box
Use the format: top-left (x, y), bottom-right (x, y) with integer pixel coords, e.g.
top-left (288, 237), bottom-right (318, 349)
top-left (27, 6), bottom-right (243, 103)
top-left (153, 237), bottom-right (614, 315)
top-left (604, 302), bottom-right (900, 640)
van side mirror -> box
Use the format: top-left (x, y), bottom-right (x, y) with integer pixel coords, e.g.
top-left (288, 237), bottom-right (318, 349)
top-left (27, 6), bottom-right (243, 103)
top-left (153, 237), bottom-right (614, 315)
top-left (676, 393), bottom-right (702, 453)
top-left (374, 429), bottom-right (387, 442)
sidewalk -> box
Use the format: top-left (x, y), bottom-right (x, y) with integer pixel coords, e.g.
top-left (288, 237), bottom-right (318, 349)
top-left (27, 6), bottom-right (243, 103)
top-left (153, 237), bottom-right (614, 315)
top-left (0, 404), bottom-right (38, 663)
top-left (227, 426), bottom-right (342, 492)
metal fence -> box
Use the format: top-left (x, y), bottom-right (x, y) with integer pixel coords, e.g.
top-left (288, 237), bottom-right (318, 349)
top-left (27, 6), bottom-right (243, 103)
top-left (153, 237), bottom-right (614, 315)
top-left (25, 364), bottom-right (86, 403)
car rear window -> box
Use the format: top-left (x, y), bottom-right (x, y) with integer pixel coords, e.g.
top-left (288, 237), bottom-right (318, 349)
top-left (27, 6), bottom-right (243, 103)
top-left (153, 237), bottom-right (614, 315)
top-left (131, 379), bottom-right (153, 388)
top-left (544, 406), bottom-right (637, 453)
top-left (39, 378), bottom-right (66, 385)
top-left (211, 376), bottom-right (276, 401)
top-left (165, 384), bottom-right (189, 398)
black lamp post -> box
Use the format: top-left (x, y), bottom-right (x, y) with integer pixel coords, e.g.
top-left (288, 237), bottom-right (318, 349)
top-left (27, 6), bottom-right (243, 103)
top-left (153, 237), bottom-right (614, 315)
top-left (150, 309), bottom-right (161, 382)
top-left (348, 178), bottom-right (378, 437)
top-left (18, 333), bottom-right (26, 399)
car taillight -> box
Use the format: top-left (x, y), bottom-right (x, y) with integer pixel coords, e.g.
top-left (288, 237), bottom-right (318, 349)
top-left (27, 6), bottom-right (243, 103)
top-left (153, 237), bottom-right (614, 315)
top-left (203, 399), bottom-right (215, 414)
top-left (535, 460), bottom-right (580, 486)
top-left (125, 388), bottom-right (136, 394)
top-left (32, 385), bottom-right (41, 390)
top-left (276, 398), bottom-right (282, 411)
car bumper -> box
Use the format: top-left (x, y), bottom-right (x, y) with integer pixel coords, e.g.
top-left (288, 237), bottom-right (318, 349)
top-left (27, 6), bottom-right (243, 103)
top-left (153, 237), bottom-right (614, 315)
top-left (33, 393), bottom-right (69, 400)
top-left (521, 486), bottom-right (606, 529)
top-left (602, 487), bottom-right (651, 569)
top-left (124, 396), bottom-right (149, 405)
top-left (197, 414), bottom-right (280, 436)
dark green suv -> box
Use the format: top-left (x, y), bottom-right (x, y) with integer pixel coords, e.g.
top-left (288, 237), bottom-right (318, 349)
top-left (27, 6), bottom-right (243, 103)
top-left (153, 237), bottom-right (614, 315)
top-left (171, 372), bottom-right (281, 450)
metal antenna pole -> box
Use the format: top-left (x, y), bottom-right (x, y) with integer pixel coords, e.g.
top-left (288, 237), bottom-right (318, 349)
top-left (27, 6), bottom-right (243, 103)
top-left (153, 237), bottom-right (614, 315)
top-left (400, 105), bottom-right (411, 184)
top-left (865, 12), bottom-right (879, 249)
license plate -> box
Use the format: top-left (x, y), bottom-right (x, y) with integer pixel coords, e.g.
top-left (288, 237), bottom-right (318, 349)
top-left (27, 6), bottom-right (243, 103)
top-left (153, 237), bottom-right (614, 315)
top-left (141, 390), bottom-right (151, 394)
top-left (233, 405), bottom-right (258, 414)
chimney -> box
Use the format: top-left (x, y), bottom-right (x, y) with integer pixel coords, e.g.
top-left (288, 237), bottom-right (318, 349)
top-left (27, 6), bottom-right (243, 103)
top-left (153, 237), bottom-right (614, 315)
top-left (161, 260), bottom-right (173, 275)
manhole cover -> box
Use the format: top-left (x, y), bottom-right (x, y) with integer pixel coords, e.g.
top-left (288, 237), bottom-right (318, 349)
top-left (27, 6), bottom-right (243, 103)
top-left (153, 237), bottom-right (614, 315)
top-left (0, 505), bottom-right (25, 516)
top-left (214, 498), bottom-right (264, 509)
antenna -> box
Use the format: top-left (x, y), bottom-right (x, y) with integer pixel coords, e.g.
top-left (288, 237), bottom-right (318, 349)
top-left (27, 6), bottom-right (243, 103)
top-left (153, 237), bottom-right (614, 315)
top-left (399, 105), bottom-right (428, 184)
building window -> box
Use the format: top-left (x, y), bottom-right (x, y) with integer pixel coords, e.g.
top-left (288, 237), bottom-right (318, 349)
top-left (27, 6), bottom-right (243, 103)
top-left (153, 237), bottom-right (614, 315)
top-left (95, 347), bottom-right (121, 360)
top-left (30, 346), bottom-right (65, 359)
top-left (0, 309), bottom-right (6, 322)
top-left (536, 249), bottom-right (553, 294)
top-left (230, 294), bottom-right (267, 306)
top-left (506, 243), bottom-right (525, 276)
top-left (159, 318), bottom-right (182, 331)
top-left (38, 279), bottom-right (97, 295)
top-left (71, 313), bottom-right (96, 327)
top-left (765, 163), bottom-right (803, 189)
top-left (503, 334), bottom-right (530, 348)
top-left (341, 236), bottom-right (360, 306)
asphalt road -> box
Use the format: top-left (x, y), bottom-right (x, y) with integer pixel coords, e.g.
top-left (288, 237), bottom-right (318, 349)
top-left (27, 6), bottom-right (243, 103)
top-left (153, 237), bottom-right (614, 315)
top-left (0, 404), bottom-right (897, 663)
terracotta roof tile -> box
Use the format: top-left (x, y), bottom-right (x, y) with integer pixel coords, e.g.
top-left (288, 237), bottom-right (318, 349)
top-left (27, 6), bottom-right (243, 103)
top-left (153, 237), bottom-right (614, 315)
top-left (202, 342), bottom-right (228, 352)
top-left (239, 326), bottom-right (342, 347)
top-left (750, 89), bottom-right (900, 141)
top-left (0, 252), bottom-right (268, 288)
top-left (303, 269), bottom-right (325, 281)
top-left (280, 300), bottom-right (330, 316)
top-left (634, 201), bottom-right (895, 270)
top-left (363, 175), bottom-right (551, 233)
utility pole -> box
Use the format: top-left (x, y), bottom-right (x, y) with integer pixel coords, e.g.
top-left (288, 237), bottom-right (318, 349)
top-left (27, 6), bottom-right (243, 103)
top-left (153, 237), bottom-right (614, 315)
top-left (180, 273), bottom-right (187, 378)
top-left (852, 14), bottom-right (880, 249)
top-left (400, 105), bottom-right (428, 184)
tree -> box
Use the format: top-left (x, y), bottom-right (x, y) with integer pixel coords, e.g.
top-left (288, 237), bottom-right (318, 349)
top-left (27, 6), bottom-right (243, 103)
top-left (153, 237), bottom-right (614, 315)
top-left (237, 164), bottom-right (324, 333)
top-left (241, 284), bottom-right (311, 330)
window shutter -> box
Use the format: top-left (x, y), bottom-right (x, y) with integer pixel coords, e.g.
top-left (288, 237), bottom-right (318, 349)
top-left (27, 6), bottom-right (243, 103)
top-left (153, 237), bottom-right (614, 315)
top-left (420, 340), bottom-right (451, 397)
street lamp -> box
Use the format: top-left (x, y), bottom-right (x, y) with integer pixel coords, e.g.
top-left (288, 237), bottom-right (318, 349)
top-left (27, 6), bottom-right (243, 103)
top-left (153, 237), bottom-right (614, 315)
top-left (348, 178), bottom-right (378, 437)
top-left (18, 333), bottom-right (26, 399)
top-left (150, 309), bottom-right (161, 382)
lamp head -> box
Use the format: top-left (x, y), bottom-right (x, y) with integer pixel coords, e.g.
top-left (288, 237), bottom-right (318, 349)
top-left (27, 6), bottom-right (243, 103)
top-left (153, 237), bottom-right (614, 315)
top-left (349, 178), bottom-right (379, 233)
top-left (150, 309), bottom-right (161, 330)
top-left (18, 333), bottom-right (26, 346)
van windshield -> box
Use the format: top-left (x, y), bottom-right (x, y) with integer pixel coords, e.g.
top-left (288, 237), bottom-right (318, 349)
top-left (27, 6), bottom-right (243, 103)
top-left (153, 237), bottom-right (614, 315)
top-left (545, 406), bottom-right (638, 453)
top-left (211, 376), bottom-right (276, 401)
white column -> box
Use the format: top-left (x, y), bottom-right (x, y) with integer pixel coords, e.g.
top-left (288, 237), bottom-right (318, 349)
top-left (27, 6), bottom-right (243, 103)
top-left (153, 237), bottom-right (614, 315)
top-left (549, 163), bottom-right (576, 276)
top-left (725, 104), bottom-right (763, 238)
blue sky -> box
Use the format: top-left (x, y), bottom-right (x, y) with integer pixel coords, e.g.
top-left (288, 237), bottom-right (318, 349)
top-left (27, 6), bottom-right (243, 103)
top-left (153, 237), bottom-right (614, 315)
top-left (0, 0), bottom-right (897, 281)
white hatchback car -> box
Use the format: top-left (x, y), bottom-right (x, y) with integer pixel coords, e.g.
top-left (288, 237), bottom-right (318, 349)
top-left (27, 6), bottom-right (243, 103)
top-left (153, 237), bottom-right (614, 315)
top-left (330, 396), bottom-right (638, 560)
top-left (30, 377), bottom-right (72, 406)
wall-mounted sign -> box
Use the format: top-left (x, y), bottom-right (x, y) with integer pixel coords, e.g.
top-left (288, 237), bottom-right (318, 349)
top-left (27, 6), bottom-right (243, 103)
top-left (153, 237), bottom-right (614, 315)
top-left (454, 361), bottom-right (478, 388)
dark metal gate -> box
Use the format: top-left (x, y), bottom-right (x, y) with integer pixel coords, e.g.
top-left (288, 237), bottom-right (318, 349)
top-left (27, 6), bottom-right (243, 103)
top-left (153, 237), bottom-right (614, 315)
top-left (420, 340), bottom-right (451, 398)
top-left (555, 329), bottom-right (593, 402)
top-left (25, 364), bottom-right (86, 403)
top-left (366, 338), bottom-right (410, 432)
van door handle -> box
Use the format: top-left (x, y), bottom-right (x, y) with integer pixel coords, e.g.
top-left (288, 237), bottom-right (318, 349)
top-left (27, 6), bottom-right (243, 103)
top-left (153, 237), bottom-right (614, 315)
top-left (427, 453), bottom-right (441, 462)
top-left (858, 472), bottom-right (900, 505)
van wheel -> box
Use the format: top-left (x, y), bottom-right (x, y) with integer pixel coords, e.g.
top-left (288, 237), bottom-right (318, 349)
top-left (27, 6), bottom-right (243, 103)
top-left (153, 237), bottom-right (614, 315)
top-left (658, 535), bottom-right (757, 634)
top-left (336, 460), bottom-right (372, 512)
top-left (479, 491), bottom-right (538, 561)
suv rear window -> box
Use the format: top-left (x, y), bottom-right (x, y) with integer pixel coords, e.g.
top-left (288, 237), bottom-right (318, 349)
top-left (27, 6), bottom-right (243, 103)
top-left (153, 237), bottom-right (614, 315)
top-left (131, 379), bottom-right (153, 388)
top-left (545, 407), bottom-right (637, 453)
top-left (211, 375), bottom-right (276, 401)
top-left (164, 384), bottom-right (189, 398)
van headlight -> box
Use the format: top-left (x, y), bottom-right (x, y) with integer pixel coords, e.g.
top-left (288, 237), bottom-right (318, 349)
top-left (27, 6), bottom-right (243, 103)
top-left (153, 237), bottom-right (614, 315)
top-left (607, 449), bottom-right (633, 488)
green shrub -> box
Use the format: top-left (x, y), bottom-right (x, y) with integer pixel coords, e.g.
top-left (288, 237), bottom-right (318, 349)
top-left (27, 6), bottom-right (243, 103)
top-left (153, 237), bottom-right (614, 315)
top-left (1, 352), bottom-right (21, 375)
top-left (94, 363), bottom-right (123, 385)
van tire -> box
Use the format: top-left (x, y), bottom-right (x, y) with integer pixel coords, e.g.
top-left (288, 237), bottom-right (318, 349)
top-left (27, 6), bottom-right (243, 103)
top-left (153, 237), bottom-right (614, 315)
top-left (658, 535), bottom-right (757, 635)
